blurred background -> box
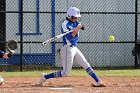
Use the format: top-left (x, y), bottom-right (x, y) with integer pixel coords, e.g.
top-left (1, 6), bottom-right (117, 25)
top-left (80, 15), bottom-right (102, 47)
top-left (0, 0), bottom-right (140, 71)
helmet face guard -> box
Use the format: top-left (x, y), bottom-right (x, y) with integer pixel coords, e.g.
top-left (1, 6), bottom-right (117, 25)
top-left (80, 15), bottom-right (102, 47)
top-left (67, 7), bottom-right (81, 18)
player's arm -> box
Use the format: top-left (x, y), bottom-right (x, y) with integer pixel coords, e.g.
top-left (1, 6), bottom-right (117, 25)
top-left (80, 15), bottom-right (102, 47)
top-left (0, 50), bottom-right (8, 58)
top-left (0, 50), bottom-right (13, 58)
top-left (72, 23), bottom-right (85, 37)
top-left (72, 24), bottom-right (82, 37)
top-left (61, 23), bottom-right (74, 40)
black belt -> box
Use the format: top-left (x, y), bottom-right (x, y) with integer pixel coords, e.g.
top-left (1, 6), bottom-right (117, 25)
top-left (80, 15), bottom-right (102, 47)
top-left (64, 44), bottom-right (75, 47)
top-left (70, 45), bottom-right (74, 47)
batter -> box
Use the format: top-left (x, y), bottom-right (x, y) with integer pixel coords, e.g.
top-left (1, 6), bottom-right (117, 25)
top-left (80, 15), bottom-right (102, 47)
top-left (39, 7), bottom-right (106, 87)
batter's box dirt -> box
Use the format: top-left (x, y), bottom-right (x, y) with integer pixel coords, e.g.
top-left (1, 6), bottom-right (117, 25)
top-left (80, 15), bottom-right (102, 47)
top-left (0, 76), bottom-right (140, 93)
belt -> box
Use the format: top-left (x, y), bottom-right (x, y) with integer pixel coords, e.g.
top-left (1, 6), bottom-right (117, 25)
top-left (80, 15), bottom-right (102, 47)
top-left (64, 44), bottom-right (75, 47)
top-left (70, 45), bottom-right (75, 47)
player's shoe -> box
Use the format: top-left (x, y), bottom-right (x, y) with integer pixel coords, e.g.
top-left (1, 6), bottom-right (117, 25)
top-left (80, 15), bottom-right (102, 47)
top-left (38, 73), bottom-right (46, 86)
top-left (0, 82), bottom-right (4, 86)
top-left (92, 82), bottom-right (106, 87)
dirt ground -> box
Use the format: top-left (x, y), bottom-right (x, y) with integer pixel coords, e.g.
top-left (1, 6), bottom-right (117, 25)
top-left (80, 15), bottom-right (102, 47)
top-left (0, 76), bottom-right (140, 93)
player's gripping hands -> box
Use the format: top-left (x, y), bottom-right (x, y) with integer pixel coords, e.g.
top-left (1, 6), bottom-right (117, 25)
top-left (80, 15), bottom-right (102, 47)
top-left (77, 24), bottom-right (85, 30)
top-left (81, 24), bottom-right (85, 30)
top-left (72, 24), bottom-right (84, 36)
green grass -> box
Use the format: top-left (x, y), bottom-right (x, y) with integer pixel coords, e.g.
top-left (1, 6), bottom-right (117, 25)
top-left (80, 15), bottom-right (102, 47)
top-left (71, 69), bottom-right (140, 77)
top-left (0, 69), bottom-right (140, 77)
top-left (96, 69), bottom-right (140, 77)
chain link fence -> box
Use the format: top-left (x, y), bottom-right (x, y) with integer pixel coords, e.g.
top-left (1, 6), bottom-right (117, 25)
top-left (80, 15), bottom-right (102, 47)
top-left (0, 0), bottom-right (140, 71)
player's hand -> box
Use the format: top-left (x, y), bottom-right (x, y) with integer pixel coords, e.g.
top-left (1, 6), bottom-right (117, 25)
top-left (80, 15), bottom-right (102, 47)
top-left (77, 24), bottom-right (82, 30)
top-left (77, 24), bottom-right (85, 30)
top-left (81, 24), bottom-right (85, 30)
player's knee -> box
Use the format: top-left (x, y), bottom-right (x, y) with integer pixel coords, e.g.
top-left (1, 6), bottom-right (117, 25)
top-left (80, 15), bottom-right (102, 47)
top-left (82, 63), bottom-right (91, 69)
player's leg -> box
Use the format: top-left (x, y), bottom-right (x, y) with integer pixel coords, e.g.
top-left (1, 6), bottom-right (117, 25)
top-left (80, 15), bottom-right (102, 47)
top-left (74, 47), bottom-right (106, 87)
top-left (43, 46), bottom-right (75, 78)
top-left (60, 46), bottom-right (76, 76)
top-left (39, 46), bottom-right (76, 85)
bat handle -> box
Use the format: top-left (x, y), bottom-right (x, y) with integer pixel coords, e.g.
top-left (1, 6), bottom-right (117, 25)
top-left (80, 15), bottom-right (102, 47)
top-left (42, 40), bottom-right (49, 46)
top-left (42, 37), bottom-right (57, 46)
top-left (42, 42), bottom-right (45, 46)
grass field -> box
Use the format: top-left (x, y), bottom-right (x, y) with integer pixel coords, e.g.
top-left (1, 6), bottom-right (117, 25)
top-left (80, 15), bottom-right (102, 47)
top-left (0, 69), bottom-right (140, 77)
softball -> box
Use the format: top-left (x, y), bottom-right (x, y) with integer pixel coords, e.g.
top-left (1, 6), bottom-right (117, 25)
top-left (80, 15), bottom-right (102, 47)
top-left (108, 35), bottom-right (115, 42)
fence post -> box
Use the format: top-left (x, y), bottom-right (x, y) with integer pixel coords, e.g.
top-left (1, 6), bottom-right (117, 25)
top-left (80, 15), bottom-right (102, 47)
top-left (135, 0), bottom-right (139, 68)
top-left (19, 0), bottom-right (23, 71)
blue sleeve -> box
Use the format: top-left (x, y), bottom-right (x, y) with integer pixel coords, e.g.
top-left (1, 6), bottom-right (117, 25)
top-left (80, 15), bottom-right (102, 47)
top-left (0, 50), bottom-right (4, 58)
top-left (65, 25), bottom-right (73, 40)
top-left (76, 20), bottom-right (80, 25)
top-left (63, 21), bottom-right (80, 40)
top-left (66, 21), bottom-right (80, 39)
top-left (65, 32), bottom-right (73, 40)
top-left (0, 50), bottom-right (4, 54)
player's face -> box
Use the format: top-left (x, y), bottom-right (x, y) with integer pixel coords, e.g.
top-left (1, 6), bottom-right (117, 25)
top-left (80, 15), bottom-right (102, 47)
top-left (71, 16), bottom-right (78, 22)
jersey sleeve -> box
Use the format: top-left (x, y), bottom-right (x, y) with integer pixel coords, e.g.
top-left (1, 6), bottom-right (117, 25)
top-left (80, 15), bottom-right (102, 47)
top-left (65, 20), bottom-right (81, 40)
top-left (61, 22), bottom-right (73, 40)
top-left (76, 20), bottom-right (81, 25)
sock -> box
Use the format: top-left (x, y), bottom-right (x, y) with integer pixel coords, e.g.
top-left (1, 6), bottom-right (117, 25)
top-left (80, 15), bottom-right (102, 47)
top-left (44, 70), bottom-right (62, 79)
top-left (86, 67), bottom-right (100, 83)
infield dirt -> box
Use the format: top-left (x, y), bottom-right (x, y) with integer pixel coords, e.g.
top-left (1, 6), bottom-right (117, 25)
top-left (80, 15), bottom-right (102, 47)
top-left (0, 76), bottom-right (140, 93)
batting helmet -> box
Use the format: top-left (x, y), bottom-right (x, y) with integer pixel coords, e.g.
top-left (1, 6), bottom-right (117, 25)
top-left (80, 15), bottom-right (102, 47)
top-left (67, 7), bottom-right (81, 18)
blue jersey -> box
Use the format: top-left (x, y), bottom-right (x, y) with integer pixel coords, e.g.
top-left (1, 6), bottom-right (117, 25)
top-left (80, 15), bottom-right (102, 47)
top-left (61, 18), bottom-right (80, 46)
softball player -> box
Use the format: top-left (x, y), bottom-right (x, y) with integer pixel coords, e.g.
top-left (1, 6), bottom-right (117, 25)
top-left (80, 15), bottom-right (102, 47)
top-left (39, 7), bottom-right (106, 87)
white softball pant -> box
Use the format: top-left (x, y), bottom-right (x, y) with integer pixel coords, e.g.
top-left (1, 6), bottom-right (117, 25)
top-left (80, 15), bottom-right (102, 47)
top-left (60, 45), bottom-right (90, 76)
